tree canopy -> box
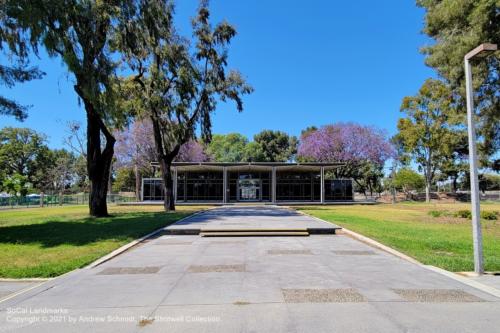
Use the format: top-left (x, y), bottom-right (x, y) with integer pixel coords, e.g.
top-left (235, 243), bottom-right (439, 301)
top-left (417, 0), bottom-right (500, 165)
top-left (206, 133), bottom-right (247, 162)
top-left (0, 127), bottom-right (49, 181)
top-left (393, 168), bottom-right (426, 199)
top-left (0, 5), bottom-right (44, 121)
top-left (297, 122), bottom-right (394, 196)
top-left (3, 0), bottom-right (137, 216)
top-left (297, 123), bottom-right (394, 166)
top-left (117, 1), bottom-right (252, 210)
top-left (252, 130), bottom-right (297, 162)
top-left (395, 78), bottom-right (460, 202)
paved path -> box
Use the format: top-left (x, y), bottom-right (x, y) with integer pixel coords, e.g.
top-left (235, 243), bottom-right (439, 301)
top-left (0, 206), bottom-right (499, 332)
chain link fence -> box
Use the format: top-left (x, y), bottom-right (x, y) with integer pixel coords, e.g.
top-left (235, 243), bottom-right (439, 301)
top-left (0, 194), bottom-right (136, 209)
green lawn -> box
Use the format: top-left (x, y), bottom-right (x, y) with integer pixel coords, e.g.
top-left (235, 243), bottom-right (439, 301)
top-left (0, 205), bottom-right (205, 278)
top-left (298, 202), bottom-right (500, 272)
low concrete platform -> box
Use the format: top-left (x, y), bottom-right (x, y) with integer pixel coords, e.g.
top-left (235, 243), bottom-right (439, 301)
top-left (163, 206), bottom-right (341, 235)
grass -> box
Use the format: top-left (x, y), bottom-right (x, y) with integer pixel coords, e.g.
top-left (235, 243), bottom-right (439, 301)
top-left (0, 205), bottom-right (207, 278)
top-left (297, 202), bottom-right (500, 272)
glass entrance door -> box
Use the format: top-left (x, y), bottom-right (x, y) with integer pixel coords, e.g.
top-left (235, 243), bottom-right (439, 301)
top-left (238, 179), bottom-right (261, 201)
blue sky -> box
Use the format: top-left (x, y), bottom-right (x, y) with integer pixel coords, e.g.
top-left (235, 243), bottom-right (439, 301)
top-left (0, 0), bottom-right (434, 148)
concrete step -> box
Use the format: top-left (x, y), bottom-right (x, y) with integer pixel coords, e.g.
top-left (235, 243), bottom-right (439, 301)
top-left (163, 227), bottom-right (338, 236)
top-left (200, 231), bottom-right (310, 237)
top-left (200, 228), bottom-right (308, 232)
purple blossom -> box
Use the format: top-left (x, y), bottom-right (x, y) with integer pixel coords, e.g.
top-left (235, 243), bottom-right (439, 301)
top-left (175, 140), bottom-right (211, 162)
top-left (114, 119), bottom-right (156, 170)
top-left (297, 123), bottom-right (395, 166)
top-left (115, 119), bottom-right (210, 166)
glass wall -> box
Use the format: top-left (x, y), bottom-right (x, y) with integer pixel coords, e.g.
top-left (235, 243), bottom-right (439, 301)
top-left (142, 179), bottom-right (164, 201)
top-left (324, 179), bottom-right (353, 201)
top-left (143, 168), bottom-right (354, 202)
top-left (176, 171), bottom-right (223, 202)
top-left (276, 172), bottom-right (321, 201)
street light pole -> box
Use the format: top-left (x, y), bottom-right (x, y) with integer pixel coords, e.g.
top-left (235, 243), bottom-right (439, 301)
top-left (464, 43), bottom-right (497, 275)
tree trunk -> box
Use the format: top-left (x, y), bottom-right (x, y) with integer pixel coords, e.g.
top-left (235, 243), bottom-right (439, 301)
top-left (452, 176), bottom-right (458, 193)
top-left (86, 104), bottom-right (115, 217)
top-left (425, 182), bottom-right (431, 203)
top-left (134, 165), bottom-right (141, 201)
top-left (425, 159), bottom-right (432, 203)
top-left (159, 158), bottom-right (175, 211)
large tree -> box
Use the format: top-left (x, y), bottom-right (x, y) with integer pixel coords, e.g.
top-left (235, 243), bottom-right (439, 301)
top-left (0, 6), bottom-right (44, 121)
top-left (176, 140), bottom-right (210, 163)
top-left (115, 119), bottom-right (209, 199)
top-left (297, 122), bottom-right (394, 195)
top-left (395, 79), bottom-right (457, 202)
top-left (417, 0), bottom-right (500, 167)
top-left (253, 130), bottom-right (297, 162)
top-left (297, 123), bottom-right (394, 167)
top-left (45, 149), bottom-right (77, 196)
top-left (114, 119), bottom-right (157, 200)
top-left (0, 127), bottom-right (51, 187)
top-left (393, 168), bottom-right (426, 200)
top-left (5, 0), bottom-right (133, 216)
top-left (117, 1), bottom-right (252, 211)
top-left (207, 133), bottom-right (249, 162)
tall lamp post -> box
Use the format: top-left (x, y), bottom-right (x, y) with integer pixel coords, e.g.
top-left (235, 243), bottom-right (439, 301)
top-left (464, 43), bottom-right (497, 275)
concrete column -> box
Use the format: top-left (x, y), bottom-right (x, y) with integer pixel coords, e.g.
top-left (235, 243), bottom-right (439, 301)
top-left (223, 167), bottom-right (228, 204)
top-left (271, 167), bottom-right (276, 204)
top-left (320, 167), bottom-right (325, 204)
top-left (173, 167), bottom-right (178, 202)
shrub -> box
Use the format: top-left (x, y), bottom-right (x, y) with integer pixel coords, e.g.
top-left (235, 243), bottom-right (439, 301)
top-left (455, 210), bottom-right (472, 219)
top-left (428, 210), bottom-right (447, 218)
top-left (481, 211), bottom-right (498, 220)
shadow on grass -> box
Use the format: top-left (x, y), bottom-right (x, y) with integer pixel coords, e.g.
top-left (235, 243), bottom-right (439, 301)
top-left (0, 211), bottom-right (188, 248)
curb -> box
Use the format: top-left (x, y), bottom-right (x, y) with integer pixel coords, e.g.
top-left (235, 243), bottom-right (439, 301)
top-left (0, 278), bottom-right (51, 282)
top-left (296, 209), bottom-right (500, 299)
top-left (0, 268), bottom-right (82, 306)
top-left (0, 282), bottom-right (48, 304)
top-left (424, 265), bottom-right (500, 299)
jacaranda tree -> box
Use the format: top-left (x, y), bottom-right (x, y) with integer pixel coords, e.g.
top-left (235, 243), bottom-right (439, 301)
top-left (115, 119), bottom-right (210, 199)
top-left (297, 122), bottom-right (394, 195)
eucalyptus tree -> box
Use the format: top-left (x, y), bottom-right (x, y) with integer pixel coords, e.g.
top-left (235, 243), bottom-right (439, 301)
top-left (4, 0), bottom-right (134, 216)
top-left (117, 0), bottom-right (252, 211)
top-left (395, 79), bottom-right (457, 202)
top-left (0, 5), bottom-right (44, 121)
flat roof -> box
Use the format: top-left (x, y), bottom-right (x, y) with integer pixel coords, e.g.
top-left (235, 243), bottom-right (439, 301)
top-left (151, 161), bottom-right (345, 172)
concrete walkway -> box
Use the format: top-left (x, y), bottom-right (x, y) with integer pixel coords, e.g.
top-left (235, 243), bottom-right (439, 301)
top-left (0, 206), bottom-right (499, 332)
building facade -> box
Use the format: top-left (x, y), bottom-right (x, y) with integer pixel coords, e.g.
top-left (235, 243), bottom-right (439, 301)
top-left (142, 162), bottom-right (353, 203)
